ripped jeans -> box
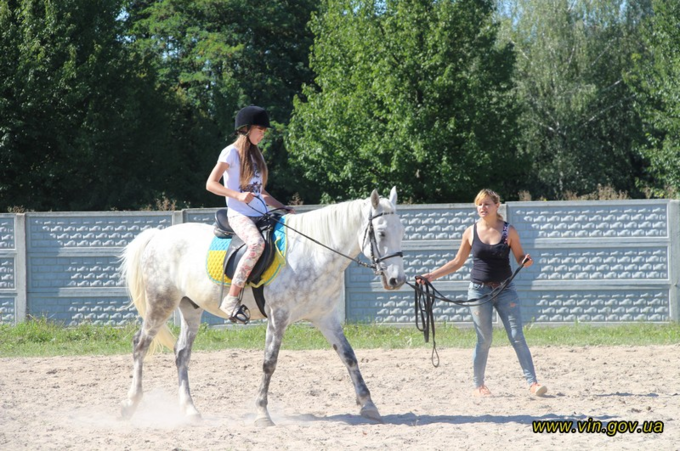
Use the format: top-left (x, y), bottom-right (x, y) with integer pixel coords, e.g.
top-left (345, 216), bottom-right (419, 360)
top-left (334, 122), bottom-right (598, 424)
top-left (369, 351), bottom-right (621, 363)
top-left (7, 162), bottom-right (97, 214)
top-left (467, 282), bottom-right (538, 388)
top-left (227, 211), bottom-right (265, 287)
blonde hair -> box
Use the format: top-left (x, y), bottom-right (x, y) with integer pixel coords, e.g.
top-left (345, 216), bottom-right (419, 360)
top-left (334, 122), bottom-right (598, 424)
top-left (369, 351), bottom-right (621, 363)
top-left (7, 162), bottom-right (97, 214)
top-left (474, 188), bottom-right (503, 220)
top-left (234, 132), bottom-right (268, 190)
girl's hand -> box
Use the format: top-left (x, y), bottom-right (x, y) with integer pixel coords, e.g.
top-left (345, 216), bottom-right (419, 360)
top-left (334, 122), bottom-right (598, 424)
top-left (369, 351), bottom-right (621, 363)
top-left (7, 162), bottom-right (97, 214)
top-left (238, 192), bottom-right (255, 203)
top-left (417, 274), bottom-right (433, 285)
top-left (521, 254), bottom-right (534, 267)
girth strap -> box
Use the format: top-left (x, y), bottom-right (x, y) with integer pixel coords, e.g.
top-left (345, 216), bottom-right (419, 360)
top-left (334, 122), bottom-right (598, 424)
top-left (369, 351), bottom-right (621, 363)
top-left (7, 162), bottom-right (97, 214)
top-left (252, 285), bottom-right (267, 318)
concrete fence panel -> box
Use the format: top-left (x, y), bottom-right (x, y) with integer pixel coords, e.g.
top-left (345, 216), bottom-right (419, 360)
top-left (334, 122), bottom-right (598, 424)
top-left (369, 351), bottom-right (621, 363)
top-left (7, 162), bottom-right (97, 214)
top-left (1, 200), bottom-right (677, 327)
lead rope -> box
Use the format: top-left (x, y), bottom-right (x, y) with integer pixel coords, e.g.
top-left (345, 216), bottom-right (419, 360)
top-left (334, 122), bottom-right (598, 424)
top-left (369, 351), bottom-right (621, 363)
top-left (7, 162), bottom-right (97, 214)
top-left (414, 277), bottom-right (439, 367)
top-left (408, 256), bottom-right (530, 367)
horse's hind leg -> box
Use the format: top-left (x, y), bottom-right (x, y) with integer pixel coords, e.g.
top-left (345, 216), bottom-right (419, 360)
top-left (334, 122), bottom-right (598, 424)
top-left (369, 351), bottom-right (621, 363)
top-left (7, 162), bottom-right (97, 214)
top-left (121, 294), bottom-right (179, 419)
top-left (175, 297), bottom-right (203, 420)
top-left (315, 316), bottom-right (383, 423)
top-left (120, 323), bottom-right (158, 419)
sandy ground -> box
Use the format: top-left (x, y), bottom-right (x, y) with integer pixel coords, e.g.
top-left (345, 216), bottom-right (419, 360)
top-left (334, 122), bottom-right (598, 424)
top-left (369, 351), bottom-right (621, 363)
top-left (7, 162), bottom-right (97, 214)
top-left (1, 344), bottom-right (678, 450)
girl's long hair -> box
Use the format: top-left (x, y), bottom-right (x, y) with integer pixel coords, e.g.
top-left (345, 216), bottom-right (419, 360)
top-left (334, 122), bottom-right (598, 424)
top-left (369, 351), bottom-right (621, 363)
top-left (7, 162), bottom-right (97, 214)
top-left (474, 188), bottom-right (504, 221)
top-left (235, 132), bottom-right (268, 189)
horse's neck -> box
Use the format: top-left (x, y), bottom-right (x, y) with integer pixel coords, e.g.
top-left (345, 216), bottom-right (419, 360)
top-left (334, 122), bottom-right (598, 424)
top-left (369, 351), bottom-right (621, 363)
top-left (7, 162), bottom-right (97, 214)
top-left (287, 199), bottom-right (365, 263)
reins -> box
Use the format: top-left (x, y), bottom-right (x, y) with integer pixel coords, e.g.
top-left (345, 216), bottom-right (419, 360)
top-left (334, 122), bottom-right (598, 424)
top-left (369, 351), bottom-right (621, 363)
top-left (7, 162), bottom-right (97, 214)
top-left (246, 199), bottom-right (403, 276)
top-left (406, 256), bottom-right (530, 367)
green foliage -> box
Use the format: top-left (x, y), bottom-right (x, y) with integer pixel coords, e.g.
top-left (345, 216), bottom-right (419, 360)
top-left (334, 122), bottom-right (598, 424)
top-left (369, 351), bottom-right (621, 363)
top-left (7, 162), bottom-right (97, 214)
top-left (288, 0), bottom-right (523, 204)
top-left (524, 322), bottom-right (680, 347)
top-left (124, 0), bottom-right (319, 207)
top-left (0, 0), bottom-right (318, 211)
top-left (498, 0), bottom-right (651, 200)
top-left (0, 317), bottom-right (139, 355)
top-left (2, 0), bottom-right (680, 208)
top-left (627, 0), bottom-right (680, 198)
top-left (0, 0), bottom-right (180, 210)
top-left (3, 317), bottom-right (680, 358)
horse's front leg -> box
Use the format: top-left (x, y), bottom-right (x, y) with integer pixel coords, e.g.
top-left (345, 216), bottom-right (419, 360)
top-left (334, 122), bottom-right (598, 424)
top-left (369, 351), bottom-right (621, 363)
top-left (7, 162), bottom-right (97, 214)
top-left (175, 298), bottom-right (203, 421)
top-left (316, 316), bottom-right (383, 423)
top-left (254, 310), bottom-right (289, 427)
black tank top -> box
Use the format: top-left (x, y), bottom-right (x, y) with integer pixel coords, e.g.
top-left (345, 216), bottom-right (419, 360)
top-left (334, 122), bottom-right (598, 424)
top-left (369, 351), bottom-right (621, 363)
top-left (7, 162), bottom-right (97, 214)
top-left (470, 222), bottom-right (512, 283)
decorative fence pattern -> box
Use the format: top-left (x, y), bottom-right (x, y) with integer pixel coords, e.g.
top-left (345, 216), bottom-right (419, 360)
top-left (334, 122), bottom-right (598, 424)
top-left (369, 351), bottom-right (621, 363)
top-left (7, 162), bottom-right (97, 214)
top-left (1, 199), bottom-right (677, 327)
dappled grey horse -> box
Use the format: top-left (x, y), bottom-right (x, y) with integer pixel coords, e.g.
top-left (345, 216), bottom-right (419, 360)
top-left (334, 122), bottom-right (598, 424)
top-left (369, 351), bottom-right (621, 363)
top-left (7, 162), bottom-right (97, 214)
top-left (119, 188), bottom-right (406, 426)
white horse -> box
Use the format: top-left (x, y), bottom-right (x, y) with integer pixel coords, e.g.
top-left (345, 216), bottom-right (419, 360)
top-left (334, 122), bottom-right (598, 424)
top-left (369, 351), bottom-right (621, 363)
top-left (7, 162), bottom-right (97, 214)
top-left (120, 188), bottom-right (405, 426)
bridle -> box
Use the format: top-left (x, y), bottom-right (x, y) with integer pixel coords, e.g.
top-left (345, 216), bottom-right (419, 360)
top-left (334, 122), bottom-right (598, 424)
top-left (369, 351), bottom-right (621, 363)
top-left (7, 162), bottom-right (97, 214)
top-left (361, 211), bottom-right (404, 276)
top-left (248, 200), bottom-right (403, 277)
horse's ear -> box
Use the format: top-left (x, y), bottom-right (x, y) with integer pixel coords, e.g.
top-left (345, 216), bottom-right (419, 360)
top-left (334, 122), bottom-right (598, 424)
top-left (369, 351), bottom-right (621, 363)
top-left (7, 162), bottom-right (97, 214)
top-left (370, 189), bottom-right (380, 209)
top-left (389, 186), bottom-right (398, 210)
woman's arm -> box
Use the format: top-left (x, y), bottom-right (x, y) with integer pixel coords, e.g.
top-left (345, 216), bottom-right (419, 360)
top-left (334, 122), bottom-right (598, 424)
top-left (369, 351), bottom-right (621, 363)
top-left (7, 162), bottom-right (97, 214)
top-left (507, 225), bottom-right (533, 267)
top-left (419, 226), bottom-right (473, 282)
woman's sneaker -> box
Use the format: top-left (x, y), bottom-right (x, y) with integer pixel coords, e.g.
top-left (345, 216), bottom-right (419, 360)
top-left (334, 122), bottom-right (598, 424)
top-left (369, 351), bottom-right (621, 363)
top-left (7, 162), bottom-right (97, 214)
top-left (530, 383), bottom-right (548, 396)
top-left (473, 385), bottom-right (492, 397)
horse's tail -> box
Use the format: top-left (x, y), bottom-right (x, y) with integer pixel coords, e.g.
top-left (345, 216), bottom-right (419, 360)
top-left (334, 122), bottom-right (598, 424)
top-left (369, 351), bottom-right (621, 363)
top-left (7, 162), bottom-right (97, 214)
top-left (121, 228), bottom-right (176, 356)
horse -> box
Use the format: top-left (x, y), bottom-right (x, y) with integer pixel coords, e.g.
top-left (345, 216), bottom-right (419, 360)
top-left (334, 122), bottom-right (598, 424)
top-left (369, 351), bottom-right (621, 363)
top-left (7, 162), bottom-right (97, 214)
top-left (119, 187), bottom-right (406, 427)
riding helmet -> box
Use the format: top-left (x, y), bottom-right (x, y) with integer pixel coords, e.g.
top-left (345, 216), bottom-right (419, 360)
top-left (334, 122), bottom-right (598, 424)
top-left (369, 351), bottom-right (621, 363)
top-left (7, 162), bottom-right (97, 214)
top-left (235, 105), bottom-right (270, 131)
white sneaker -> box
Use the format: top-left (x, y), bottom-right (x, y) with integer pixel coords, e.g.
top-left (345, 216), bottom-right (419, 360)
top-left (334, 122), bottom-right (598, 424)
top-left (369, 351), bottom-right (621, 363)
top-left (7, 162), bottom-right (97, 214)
top-left (530, 383), bottom-right (548, 396)
top-left (219, 295), bottom-right (240, 316)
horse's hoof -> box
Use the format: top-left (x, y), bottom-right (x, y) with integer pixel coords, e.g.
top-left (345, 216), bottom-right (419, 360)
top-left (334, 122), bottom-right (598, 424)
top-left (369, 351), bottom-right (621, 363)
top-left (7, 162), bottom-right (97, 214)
top-left (360, 405), bottom-right (384, 424)
top-left (120, 402), bottom-right (136, 420)
top-left (255, 416), bottom-right (275, 428)
top-left (187, 412), bottom-right (203, 423)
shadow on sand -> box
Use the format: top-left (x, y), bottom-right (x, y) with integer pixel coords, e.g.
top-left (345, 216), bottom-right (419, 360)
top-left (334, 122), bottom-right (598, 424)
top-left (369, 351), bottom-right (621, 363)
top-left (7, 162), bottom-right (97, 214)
top-left (285, 411), bottom-right (618, 427)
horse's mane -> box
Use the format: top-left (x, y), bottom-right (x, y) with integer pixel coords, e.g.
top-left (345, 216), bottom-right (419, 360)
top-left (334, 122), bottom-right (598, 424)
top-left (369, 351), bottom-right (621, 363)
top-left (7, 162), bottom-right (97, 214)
top-left (285, 196), bottom-right (395, 252)
top-left (286, 199), bottom-right (364, 249)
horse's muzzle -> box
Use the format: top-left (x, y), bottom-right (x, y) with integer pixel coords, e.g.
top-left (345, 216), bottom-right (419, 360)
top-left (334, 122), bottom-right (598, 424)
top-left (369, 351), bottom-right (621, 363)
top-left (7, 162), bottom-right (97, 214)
top-left (383, 272), bottom-right (406, 290)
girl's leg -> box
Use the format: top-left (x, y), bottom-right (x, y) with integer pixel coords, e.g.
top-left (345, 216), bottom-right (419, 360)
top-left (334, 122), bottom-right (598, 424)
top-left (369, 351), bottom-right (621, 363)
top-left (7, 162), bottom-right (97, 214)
top-left (228, 214), bottom-right (265, 289)
top-left (494, 284), bottom-right (539, 386)
top-left (219, 213), bottom-right (265, 320)
top-left (468, 283), bottom-right (494, 389)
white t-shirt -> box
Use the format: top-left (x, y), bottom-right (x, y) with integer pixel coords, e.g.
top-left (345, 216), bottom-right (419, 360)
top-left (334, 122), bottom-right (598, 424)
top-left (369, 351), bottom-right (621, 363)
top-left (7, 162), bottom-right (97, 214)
top-left (218, 144), bottom-right (267, 217)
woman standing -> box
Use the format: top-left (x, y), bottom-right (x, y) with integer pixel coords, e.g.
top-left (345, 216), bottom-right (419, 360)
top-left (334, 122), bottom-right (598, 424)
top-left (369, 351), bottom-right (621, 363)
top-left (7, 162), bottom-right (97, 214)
top-left (206, 105), bottom-right (292, 324)
top-left (420, 189), bottom-right (547, 397)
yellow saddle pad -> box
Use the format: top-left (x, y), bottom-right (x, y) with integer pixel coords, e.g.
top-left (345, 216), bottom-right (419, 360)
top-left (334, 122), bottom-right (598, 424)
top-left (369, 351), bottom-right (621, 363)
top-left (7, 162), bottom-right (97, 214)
top-left (206, 218), bottom-right (287, 288)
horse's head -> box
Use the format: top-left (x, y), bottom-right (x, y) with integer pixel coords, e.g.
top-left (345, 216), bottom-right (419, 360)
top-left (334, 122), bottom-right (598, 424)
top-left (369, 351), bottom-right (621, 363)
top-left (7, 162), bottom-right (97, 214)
top-left (360, 187), bottom-right (406, 290)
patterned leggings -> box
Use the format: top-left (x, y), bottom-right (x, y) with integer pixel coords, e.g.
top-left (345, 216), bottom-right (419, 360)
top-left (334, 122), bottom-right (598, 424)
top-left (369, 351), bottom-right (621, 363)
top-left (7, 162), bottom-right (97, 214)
top-left (228, 212), bottom-right (265, 287)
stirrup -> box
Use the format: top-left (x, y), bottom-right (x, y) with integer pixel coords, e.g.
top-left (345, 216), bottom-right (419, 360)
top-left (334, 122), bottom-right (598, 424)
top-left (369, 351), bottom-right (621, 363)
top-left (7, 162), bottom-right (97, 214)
top-left (229, 304), bottom-right (250, 325)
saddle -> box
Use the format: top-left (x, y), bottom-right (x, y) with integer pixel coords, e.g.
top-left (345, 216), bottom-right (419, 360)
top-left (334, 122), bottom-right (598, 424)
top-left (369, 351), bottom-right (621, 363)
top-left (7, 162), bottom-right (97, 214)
top-left (214, 209), bottom-right (283, 286)
top-left (213, 209), bottom-right (283, 317)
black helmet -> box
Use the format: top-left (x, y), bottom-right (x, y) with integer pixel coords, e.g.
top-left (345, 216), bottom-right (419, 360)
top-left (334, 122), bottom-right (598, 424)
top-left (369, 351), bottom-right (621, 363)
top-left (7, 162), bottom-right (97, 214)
top-left (235, 105), bottom-right (270, 130)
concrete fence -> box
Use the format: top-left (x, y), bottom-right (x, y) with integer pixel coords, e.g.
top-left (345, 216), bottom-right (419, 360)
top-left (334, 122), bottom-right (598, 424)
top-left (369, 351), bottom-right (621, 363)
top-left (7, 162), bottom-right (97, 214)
top-left (1, 199), bottom-right (677, 327)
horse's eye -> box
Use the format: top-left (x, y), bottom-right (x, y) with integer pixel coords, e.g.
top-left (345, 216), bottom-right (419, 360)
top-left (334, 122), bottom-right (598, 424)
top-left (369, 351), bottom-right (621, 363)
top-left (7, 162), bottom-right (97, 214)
top-left (378, 232), bottom-right (386, 239)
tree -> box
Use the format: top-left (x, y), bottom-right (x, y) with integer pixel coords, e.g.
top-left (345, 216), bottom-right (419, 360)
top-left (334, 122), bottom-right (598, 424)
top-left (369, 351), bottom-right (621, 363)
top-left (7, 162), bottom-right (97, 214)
top-left (497, 0), bottom-right (652, 200)
top-left (0, 0), bottom-right (177, 211)
top-left (287, 0), bottom-right (523, 204)
top-left (0, 0), bottom-right (318, 211)
top-left (124, 0), bottom-right (319, 207)
top-left (627, 0), bottom-right (680, 197)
